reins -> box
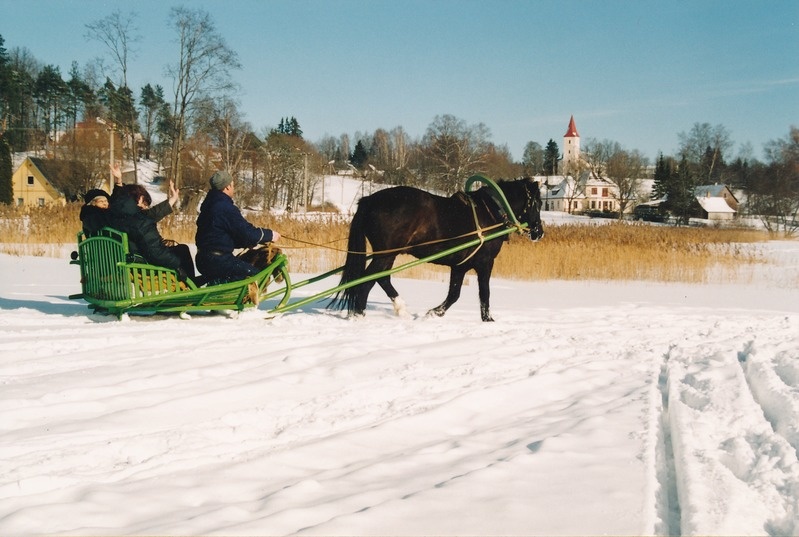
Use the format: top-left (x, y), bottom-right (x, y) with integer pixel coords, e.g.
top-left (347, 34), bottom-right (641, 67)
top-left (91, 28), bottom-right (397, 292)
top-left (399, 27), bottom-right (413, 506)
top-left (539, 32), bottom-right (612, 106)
top-left (279, 220), bottom-right (506, 256)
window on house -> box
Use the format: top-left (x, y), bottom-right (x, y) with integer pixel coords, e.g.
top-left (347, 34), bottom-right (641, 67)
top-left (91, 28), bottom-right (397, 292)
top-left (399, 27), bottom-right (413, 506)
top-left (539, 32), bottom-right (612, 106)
top-left (602, 188), bottom-right (608, 197)
top-left (591, 187), bottom-right (597, 195)
top-left (38, 198), bottom-right (45, 207)
top-left (17, 198), bottom-right (24, 206)
top-left (27, 176), bottom-right (34, 185)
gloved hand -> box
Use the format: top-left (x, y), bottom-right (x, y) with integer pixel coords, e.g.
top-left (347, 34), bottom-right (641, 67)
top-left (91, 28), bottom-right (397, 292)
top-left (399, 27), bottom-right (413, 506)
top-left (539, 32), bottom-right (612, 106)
top-left (271, 230), bottom-right (281, 243)
top-left (176, 267), bottom-right (188, 282)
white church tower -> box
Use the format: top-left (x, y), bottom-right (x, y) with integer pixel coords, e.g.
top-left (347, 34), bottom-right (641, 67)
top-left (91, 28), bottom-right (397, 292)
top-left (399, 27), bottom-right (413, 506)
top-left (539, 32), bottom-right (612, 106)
top-left (562, 115), bottom-right (580, 172)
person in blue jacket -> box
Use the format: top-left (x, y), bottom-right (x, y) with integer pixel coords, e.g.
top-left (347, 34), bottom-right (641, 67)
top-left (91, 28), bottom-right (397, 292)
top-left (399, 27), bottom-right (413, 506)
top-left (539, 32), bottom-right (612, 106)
top-left (195, 170), bottom-right (281, 284)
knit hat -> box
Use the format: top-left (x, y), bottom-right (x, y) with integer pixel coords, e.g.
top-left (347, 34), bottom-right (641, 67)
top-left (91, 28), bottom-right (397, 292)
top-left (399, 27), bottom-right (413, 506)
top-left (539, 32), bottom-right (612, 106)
top-left (83, 188), bottom-right (110, 204)
top-left (210, 170), bottom-right (233, 190)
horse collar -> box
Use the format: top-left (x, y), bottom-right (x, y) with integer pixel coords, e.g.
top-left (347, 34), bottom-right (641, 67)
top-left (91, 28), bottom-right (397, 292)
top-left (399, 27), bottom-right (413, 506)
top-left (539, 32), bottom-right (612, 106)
top-left (484, 190), bottom-right (511, 226)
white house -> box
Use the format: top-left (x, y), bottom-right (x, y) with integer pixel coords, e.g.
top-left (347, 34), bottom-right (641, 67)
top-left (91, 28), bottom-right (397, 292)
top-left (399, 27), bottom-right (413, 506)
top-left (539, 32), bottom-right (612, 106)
top-left (540, 171), bottom-right (621, 214)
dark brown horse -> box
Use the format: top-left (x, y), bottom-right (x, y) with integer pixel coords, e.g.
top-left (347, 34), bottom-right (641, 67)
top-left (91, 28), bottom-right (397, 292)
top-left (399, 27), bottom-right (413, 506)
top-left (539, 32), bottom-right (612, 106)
top-left (331, 177), bottom-right (544, 321)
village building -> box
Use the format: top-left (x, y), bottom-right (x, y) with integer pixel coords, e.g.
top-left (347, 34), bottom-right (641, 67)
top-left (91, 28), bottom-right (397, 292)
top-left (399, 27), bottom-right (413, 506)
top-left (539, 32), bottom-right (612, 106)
top-left (691, 184), bottom-right (739, 220)
top-left (539, 116), bottom-right (739, 221)
top-left (11, 156), bottom-right (87, 207)
top-left (541, 172), bottom-right (621, 214)
top-left (561, 115), bottom-right (581, 173)
top-left (537, 116), bottom-right (622, 215)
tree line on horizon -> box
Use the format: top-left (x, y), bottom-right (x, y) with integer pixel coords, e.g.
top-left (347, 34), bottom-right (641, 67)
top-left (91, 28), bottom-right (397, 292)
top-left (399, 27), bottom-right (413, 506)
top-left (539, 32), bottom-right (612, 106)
top-left (0, 7), bottom-right (796, 232)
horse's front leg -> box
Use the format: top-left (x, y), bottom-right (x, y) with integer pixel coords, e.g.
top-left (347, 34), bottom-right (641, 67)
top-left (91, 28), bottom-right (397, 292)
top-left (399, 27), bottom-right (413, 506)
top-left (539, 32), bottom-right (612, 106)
top-left (475, 262), bottom-right (495, 322)
top-left (427, 266), bottom-right (467, 318)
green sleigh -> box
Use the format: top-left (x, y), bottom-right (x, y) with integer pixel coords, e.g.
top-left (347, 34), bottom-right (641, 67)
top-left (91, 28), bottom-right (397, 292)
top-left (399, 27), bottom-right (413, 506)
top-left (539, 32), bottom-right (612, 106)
top-left (69, 227), bottom-right (291, 318)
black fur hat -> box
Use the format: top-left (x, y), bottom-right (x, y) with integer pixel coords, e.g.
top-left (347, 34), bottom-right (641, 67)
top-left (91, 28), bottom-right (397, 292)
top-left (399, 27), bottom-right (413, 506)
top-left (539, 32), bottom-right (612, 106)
top-left (83, 189), bottom-right (111, 204)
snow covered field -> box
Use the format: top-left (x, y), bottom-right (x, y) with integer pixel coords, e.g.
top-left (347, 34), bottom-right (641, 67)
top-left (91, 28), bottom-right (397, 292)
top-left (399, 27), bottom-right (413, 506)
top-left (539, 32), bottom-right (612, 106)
top-left (1, 236), bottom-right (799, 536)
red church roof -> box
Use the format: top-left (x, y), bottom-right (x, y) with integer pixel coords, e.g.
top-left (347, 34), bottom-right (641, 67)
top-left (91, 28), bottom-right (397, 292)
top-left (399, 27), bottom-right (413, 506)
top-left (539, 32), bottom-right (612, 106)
top-left (564, 115), bottom-right (579, 138)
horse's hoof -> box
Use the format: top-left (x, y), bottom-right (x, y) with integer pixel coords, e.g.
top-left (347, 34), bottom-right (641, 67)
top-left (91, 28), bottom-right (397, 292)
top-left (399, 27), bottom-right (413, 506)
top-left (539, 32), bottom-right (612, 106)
top-left (426, 307), bottom-right (446, 318)
top-left (392, 297), bottom-right (411, 319)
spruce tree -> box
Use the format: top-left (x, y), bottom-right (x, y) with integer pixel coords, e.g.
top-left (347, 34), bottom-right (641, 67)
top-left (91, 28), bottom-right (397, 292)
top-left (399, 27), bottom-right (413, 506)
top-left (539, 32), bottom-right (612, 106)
top-left (653, 153), bottom-right (672, 199)
top-left (543, 139), bottom-right (559, 175)
top-left (288, 116), bottom-right (302, 138)
top-left (666, 156), bottom-right (696, 225)
top-left (350, 140), bottom-right (368, 169)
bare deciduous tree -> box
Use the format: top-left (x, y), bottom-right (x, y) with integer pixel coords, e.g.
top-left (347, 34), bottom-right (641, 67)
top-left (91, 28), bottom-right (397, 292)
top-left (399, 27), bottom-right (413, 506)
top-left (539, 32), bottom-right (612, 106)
top-left (166, 6), bottom-right (240, 188)
top-left (522, 141), bottom-right (545, 176)
top-left (606, 148), bottom-right (648, 218)
top-left (750, 127), bottom-right (799, 236)
top-left (85, 10), bottom-right (141, 181)
top-left (678, 122), bottom-right (733, 183)
top-left (390, 126), bottom-right (411, 170)
top-left (195, 95), bottom-right (252, 178)
top-left (84, 10), bottom-right (139, 88)
top-left (422, 114), bottom-right (491, 194)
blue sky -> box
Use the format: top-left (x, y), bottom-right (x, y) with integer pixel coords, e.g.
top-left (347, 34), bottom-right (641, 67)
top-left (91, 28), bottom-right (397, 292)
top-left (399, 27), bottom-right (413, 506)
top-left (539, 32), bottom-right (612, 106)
top-left (2, 0), bottom-right (797, 162)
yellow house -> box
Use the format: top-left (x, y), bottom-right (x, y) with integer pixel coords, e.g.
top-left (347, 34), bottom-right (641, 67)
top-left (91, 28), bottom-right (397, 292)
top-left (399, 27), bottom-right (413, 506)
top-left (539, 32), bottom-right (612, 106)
top-left (12, 156), bottom-right (86, 207)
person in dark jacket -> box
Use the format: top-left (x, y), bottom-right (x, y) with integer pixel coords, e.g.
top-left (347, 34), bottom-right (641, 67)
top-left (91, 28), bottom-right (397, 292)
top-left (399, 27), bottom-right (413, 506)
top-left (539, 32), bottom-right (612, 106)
top-left (81, 179), bottom-right (179, 236)
top-left (110, 180), bottom-right (180, 223)
top-left (79, 189), bottom-right (111, 236)
top-left (195, 170), bottom-right (281, 284)
top-left (107, 184), bottom-right (195, 281)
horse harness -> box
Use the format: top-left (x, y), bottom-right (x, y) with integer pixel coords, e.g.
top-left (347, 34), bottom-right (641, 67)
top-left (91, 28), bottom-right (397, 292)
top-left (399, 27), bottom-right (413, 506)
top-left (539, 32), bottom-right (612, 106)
top-left (456, 184), bottom-right (533, 265)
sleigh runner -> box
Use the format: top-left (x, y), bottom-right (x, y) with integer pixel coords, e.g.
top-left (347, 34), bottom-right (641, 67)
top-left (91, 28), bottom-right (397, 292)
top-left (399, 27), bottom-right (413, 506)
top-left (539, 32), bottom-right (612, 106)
top-left (70, 227), bottom-right (290, 317)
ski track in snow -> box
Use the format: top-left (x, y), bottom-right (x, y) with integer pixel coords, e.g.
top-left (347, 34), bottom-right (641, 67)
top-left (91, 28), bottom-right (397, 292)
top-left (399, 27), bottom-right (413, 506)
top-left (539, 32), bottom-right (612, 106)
top-left (1, 248), bottom-right (799, 535)
top-left (664, 316), bottom-right (799, 536)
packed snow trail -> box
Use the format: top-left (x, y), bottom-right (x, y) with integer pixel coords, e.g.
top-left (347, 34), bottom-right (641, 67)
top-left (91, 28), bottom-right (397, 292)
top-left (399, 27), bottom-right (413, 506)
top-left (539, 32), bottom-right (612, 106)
top-left (1, 251), bottom-right (799, 535)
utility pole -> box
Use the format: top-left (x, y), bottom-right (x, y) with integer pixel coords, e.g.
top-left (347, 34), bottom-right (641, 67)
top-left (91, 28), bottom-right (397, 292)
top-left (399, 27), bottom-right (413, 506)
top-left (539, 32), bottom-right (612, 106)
top-left (97, 117), bottom-right (115, 192)
top-left (303, 152), bottom-right (308, 212)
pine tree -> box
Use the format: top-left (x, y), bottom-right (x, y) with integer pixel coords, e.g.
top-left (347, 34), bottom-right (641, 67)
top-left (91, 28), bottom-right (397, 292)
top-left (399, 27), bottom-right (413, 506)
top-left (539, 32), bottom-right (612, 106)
top-left (0, 34), bottom-right (9, 131)
top-left (34, 65), bottom-right (68, 148)
top-left (0, 134), bottom-right (13, 204)
top-left (140, 84), bottom-right (166, 160)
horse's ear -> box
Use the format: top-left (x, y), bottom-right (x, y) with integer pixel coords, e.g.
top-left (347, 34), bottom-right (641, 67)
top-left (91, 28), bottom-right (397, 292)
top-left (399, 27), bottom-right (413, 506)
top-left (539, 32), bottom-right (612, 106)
top-left (522, 176), bottom-right (539, 188)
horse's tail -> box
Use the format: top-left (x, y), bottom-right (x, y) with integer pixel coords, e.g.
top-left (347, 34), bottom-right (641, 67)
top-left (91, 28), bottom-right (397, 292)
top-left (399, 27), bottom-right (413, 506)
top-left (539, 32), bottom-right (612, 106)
top-left (329, 204), bottom-right (368, 312)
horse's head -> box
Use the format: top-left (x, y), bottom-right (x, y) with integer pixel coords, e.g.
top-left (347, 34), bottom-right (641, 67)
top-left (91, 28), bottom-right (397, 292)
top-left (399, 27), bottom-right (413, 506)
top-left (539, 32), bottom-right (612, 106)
top-left (520, 178), bottom-right (544, 241)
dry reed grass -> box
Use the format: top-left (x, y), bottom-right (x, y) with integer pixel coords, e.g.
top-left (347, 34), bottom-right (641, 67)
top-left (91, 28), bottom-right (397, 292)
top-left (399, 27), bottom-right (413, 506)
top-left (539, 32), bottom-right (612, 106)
top-left (494, 223), bottom-right (768, 284)
top-left (0, 204), bottom-right (772, 285)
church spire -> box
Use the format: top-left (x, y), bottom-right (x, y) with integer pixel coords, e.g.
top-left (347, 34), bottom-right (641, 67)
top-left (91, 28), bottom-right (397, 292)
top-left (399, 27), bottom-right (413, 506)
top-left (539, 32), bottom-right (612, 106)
top-left (562, 115), bottom-right (581, 173)
top-left (564, 115), bottom-right (579, 138)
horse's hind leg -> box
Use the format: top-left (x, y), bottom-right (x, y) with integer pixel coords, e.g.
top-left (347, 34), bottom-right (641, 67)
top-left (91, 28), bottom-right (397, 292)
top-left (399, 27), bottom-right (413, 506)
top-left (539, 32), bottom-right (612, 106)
top-left (353, 255), bottom-right (396, 315)
top-left (427, 266), bottom-right (467, 318)
top-left (375, 274), bottom-right (410, 318)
